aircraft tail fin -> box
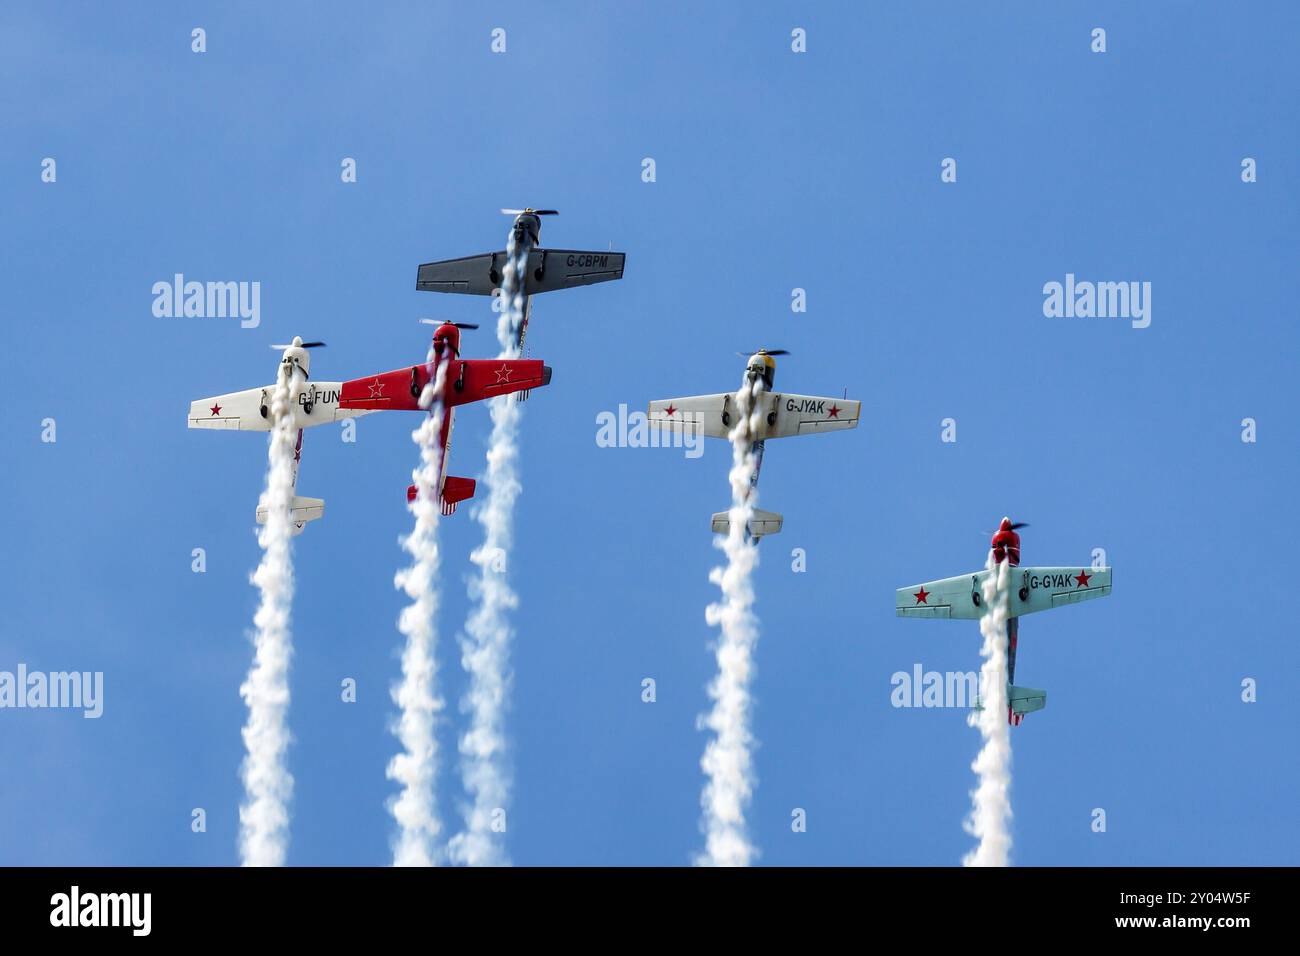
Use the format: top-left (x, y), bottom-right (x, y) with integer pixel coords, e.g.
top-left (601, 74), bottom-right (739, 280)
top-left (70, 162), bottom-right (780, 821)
top-left (711, 508), bottom-right (783, 540)
top-left (405, 476), bottom-right (477, 516)
top-left (256, 495), bottom-right (324, 536)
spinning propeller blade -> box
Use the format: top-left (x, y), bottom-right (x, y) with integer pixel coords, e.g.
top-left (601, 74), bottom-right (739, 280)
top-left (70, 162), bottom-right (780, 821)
top-left (419, 319), bottom-right (479, 330)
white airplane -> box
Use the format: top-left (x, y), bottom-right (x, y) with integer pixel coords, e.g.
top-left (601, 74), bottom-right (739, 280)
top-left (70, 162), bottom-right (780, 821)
top-left (186, 337), bottom-right (371, 534)
top-left (647, 349), bottom-right (860, 539)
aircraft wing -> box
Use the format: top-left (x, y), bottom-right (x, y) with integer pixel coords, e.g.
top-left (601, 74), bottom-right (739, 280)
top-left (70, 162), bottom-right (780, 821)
top-left (647, 393), bottom-right (734, 439)
top-left (445, 359), bottom-right (551, 407)
top-left (761, 392), bottom-right (861, 438)
top-left (339, 360), bottom-right (551, 412)
top-left (896, 566), bottom-right (1113, 620)
top-left (416, 249), bottom-right (625, 296)
top-left (648, 391), bottom-right (861, 441)
top-left (189, 382), bottom-right (365, 431)
top-left (416, 253), bottom-right (503, 295)
top-left (525, 249), bottom-right (625, 294)
top-left (189, 386), bottom-right (271, 431)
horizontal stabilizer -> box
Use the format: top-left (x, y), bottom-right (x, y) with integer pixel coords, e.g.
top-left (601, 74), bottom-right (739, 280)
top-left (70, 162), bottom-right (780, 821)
top-left (711, 508), bottom-right (783, 539)
top-left (1008, 685), bottom-right (1047, 716)
top-left (440, 476), bottom-right (476, 515)
top-left (405, 476), bottom-right (477, 516)
top-left (256, 496), bottom-right (324, 536)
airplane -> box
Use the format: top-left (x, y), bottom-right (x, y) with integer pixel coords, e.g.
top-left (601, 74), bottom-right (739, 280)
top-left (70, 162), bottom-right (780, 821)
top-left (646, 349), bottom-right (861, 540)
top-left (187, 337), bottom-right (371, 534)
top-left (336, 319), bottom-right (552, 514)
top-left (895, 518), bottom-right (1114, 725)
top-left (414, 208), bottom-right (626, 356)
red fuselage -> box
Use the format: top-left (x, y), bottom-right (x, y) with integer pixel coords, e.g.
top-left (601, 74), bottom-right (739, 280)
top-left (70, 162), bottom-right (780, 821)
top-left (414, 323), bottom-right (460, 502)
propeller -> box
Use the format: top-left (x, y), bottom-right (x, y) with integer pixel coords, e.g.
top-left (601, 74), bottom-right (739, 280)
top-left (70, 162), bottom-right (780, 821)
top-left (419, 319), bottom-right (479, 330)
top-left (986, 521), bottom-right (1029, 533)
top-left (501, 208), bottom-right (558, 216)
top-left (270, 339), bottom-right (325, 349)
top-left (736, 348), bottom-right (789, 357)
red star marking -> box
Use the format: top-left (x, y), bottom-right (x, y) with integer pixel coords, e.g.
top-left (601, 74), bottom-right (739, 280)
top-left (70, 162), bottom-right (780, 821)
top-left (210, 403), bottom-right (222, 416)
top-left (914, 587), bottom-right (930, 605)
top-left (368, 378), bottom-right (385, 398)
top-left (494, 364), bottom-right (513, 383)
top-left (665, 404), bottom-right (677, 417)
top-left (1075, 570), bottom-right (1092, 588)
top-left (828, 404), bottom-right (840, 418)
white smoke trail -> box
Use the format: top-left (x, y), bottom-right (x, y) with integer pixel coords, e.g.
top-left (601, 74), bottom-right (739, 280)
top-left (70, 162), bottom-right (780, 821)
top-left (696, 375), bottom-right (765, 867)
top-left (239, 365), bottom-right (303, 867)
top-left (388, 357), bottom-right (451, 867)
top-left (963, 553), bottom-right (1013, 867)
top-left (449, 237), bottom-right (526, 867)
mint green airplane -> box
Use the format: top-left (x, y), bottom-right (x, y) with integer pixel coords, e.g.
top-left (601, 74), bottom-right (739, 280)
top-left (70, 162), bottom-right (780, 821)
top-left (896, 519), bottom-right (1113, 725)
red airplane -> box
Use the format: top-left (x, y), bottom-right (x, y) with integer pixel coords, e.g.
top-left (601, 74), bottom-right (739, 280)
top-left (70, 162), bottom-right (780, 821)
top-left (338, 320), bottom-right (551, 514)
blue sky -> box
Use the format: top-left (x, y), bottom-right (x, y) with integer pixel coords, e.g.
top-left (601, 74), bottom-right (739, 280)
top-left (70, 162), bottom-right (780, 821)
top-left (1, 1), bottom-right (1296, 865)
